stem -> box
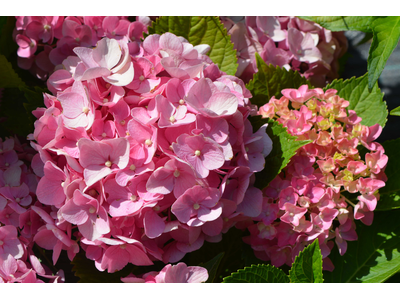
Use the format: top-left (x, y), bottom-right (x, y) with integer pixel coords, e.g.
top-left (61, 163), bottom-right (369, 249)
top-left (344, 197), bottom-right (356, 207)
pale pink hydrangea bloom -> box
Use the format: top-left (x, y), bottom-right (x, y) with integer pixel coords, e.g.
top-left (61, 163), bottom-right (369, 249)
top-left (223, 16), bottom-right (348, 86)
top-left (26, 29), bottom-right (273, 278)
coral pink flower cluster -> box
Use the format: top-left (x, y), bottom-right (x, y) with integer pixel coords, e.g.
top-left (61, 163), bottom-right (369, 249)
top-left (243, 85), bottom-right (387, 271)
top-left (0, 136), bottom-right (65, 283)
top-left (29, 32), bottom-right (272, 274)
top-left (13, 16), bottom-right (151, 80)
top-left (222, 16), bottom-right (348, 86)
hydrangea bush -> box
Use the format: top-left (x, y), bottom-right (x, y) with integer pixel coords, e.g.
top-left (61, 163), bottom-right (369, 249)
top-left (0, 15), bottom-right (399, 283)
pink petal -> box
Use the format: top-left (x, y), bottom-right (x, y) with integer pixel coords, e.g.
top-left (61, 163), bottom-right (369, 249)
top-left (144, 210), bottom-right (166, 238)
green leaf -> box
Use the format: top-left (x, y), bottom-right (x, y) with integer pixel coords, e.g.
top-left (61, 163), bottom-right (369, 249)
top-left (0, 16), bottom-right (7, 30)
top-left (0, 16), bottom-right (18, 59)
top-left (289, 239), bottom-right (324, 283)
top-left (199, 252), bottom-right (225, 283)
top-left (21, 86), bottom-right (48, 126)
top-left (251, 117), bottom-right (311, 190)
top-left (298, 16), bottom-right (376, 32)
top-left (324, 209), bottom-right (400, 283)
top-left (375, 138), bottom-right (400, 210)
top-left (246, 53), bottom-right (311, 108)
top-left (390, 106), bottom-right (400, 116)
top-left (0, 88), bottom-right (33, 137)
top-left (147, 16), bottom-right (237, 75)
top-left (0, 54), bottom-right (27, 89)
top-left (324, 73), bottom-right (387, 128)
top-left (368, 16), bottom-right (400, 91)
top-left (222, 264), bottom-right (290, 283)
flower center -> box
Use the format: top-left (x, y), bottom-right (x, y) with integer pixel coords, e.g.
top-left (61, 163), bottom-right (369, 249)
top-left (30, 42), bottom-right (35, 48)
top-left (105, 160), bottom-right (112, 167)
top-left (179, 99), bottom-right (185, 105)
top-left (43, 24), bottom-right (51, 31)
top-left (15, 198), bottom-right (21, 203)
top-left (193, 203), bottom-right (200, 210)
top-left (145, 139), bottom-right (152, 146)
top-left (82, 107), bottom-right (90, 114)
top-left (173, 169), bottom-right (180, 177)
top-left (169, 116), bottom-right (176, 123)
top-left (195, 150), bottom-right (201, 156)
top-left (103, 98), bottom-right (109, 103)
top-left (75, 37), bottom-right (80, 42)
top-left (130, 195), bottom-right (137, 202)
top-left (130, 164), bottom-right (136, 171)
top-left (120, 120), bottom-right (126, 125)
top-left (120, 244), bottom-right (126, 249)
top-left (0, 240), bottom-right (3, 246)
top-left (102, 132), bottom-right (107, 138)
top-left (139, 75), bottom-right (145, 81)
top-left (89, 206), bottom-right (96, 214)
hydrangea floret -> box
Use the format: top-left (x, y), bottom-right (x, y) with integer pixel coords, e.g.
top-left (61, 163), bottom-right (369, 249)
top-left (243, 85), bottom-right (388, 271)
